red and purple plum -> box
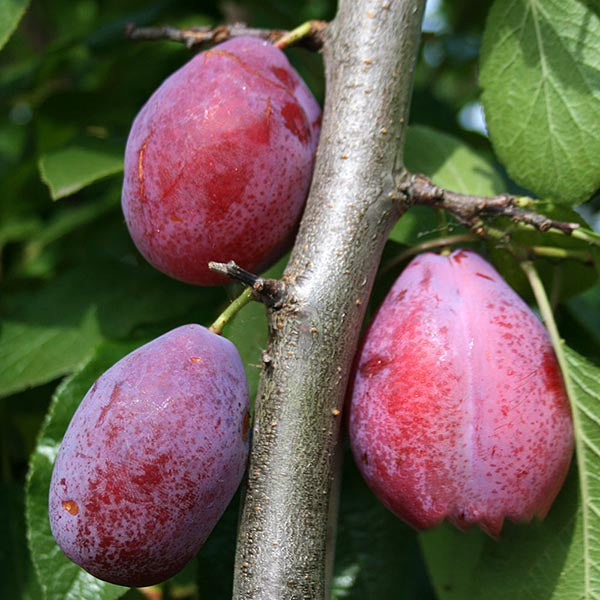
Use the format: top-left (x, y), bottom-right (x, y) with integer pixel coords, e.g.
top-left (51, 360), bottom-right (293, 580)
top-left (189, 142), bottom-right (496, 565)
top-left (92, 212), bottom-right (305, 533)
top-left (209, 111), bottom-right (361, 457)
top-left (122, 36), bottom-right (321, 285)
top-left (49, 325), bottom-right (250, 586)
top-left (348, 249), bottom-right (573, 537)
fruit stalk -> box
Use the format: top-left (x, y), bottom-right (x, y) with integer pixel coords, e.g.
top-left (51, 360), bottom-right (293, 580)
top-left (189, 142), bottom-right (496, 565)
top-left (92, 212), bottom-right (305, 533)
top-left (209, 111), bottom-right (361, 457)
top-left (232, 1), bottom-right (426, 599)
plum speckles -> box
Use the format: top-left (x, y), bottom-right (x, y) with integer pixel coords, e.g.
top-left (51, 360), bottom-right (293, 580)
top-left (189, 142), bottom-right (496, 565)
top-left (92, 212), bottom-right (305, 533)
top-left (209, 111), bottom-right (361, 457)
top-left (121, 36), bottom-right (321, 285)
top-left (349, 249), bottom-right (573, 537)
top-left (62, 500), bottom-right (79, 515)
top-left (48, 325), bottom-right (249, 587)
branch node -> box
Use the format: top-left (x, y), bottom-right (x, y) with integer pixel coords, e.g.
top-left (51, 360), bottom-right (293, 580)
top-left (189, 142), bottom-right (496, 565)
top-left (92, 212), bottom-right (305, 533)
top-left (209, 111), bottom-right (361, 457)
top-left (208, 261), bottom-right (287, 308)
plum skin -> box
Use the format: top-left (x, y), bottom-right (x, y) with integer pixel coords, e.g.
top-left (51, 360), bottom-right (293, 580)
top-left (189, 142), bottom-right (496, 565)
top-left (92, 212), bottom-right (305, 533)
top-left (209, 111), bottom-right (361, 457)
top-left (121, 36), bottom-right (321, 286)
top-left (48, 325), bottom-right (250, 587)
top-left (348, 249), bottom-right (574, 537)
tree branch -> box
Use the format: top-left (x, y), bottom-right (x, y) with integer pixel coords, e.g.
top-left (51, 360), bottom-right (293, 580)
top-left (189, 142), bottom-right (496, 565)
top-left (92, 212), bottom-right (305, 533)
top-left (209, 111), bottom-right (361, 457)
top-left (402, 173), bottom-right (581, 235)
top-left (124, 21), bottom-right (326, 50)
top-left (232, 1), bottom-right (426, 599)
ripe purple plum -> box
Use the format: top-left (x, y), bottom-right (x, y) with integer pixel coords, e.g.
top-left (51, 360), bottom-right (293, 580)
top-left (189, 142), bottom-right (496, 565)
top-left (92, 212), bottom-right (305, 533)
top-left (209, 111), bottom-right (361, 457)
top-left (349, 249), bottom-right (573, 537)
top-left (122, 36), bottom-right (321, 285)
top-left (48, 325), bottom-right (249, 587)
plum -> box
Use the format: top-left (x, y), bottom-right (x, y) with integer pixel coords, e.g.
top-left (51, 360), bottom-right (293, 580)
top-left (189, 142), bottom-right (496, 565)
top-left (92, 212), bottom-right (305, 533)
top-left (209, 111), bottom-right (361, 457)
top-left (121, 36), bottom-right (321, 285)
top-left (48, 325), bottom-right (250, 586)
top-left (348, 249), bottom-right (573, 537)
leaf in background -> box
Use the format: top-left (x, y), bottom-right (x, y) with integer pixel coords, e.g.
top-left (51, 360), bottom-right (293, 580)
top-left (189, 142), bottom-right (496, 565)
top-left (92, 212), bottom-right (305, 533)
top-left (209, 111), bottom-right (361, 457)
top-left (405, 125), bottom-right (505, 196)
top-left (26, 342), bottom-right (136, 600)
top-left (39, 139), bottom-right (124, 200)
top-left (0, 0), bottom-right (30, 50)
top-left (567, 284), bottom-right (600, 352)
top-left (480, 0), bottom-right (600, 204)
top-left (392, 125), bottom-right (505, 245)
top-left (0, 259), bottom-right (211, 399)
top-left (226, 299), bottom-right (267, 406)
top-left (563, 346), bottom-right (600, 598)
top-left (421, 345), bottom-right (600, 599)
top-left (332, 454), bottom-right (435, 600)
top-left (488, 201), bottom-right (598, 303)
top-left (195, 492), bottom-right (241, 599)
top-left (0, 481), bottom-right (42, 600)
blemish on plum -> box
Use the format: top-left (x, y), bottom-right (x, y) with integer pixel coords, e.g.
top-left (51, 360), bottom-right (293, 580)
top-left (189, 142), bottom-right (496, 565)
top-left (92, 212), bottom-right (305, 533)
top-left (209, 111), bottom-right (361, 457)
top-left (62, 500), bottom-right (79, 515)
top-left (475, 272), bottom-right (494, 281)
top-left (396, 289), bottom-right (408, 302)
top-left (281, 102), bottom-right (310, 144)
top-left (452, 249), bottom-right (469, 263)
top-left (359, 354), bottom-right (391, 378)
top-left (270, 66), bottom-right (295, 90)
top-left (97, 383), bottom-right (122, 427)
top-left (137, 137), bottom-right (151, 203)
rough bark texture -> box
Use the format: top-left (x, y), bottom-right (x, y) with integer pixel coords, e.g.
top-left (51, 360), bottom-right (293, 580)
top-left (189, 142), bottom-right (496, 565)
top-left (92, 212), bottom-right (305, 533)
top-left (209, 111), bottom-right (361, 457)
top-left (232, 1), bottom-right (426, 598)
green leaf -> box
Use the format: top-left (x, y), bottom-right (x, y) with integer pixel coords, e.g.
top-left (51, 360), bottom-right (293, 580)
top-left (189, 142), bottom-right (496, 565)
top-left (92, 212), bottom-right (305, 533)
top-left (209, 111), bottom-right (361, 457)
top-left (38, 140), bottom-right (124, 200)
top-left (487, 201), bottom-right (598, 303)
top-left (226, 299), bottom-right (267, 405)
top-left (0, 0), bottom-right (30, 50)
top-left (0, 260), bottom-right (207, 399)
top-left (480, 0), bottom-right (600, 204)
top-left (567, 284), bottom-right (600, 350)
top-left (0, 305), bottom-right (102, 401)
top-left (563, 346), bottom-right (600, 598)
top-left (421, 345), bottom-right (600, 599)
top-left (404, 125), bottom-right (506, 197)
top-left (393, 126), bottom-right (505, 245)
top-left (332, 456), bottom-right (434, 599)
top-left (26, 343), bottom-right (136, 600)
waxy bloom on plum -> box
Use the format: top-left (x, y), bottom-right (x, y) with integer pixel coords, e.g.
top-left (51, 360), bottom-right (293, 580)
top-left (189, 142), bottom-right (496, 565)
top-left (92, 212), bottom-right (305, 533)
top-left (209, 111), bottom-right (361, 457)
top-left (349, 249), bottom-right (573, 537)
top-left (122, 36), bottom-right (321, 285)
top-left (49, 325), bottom-right (249, 586)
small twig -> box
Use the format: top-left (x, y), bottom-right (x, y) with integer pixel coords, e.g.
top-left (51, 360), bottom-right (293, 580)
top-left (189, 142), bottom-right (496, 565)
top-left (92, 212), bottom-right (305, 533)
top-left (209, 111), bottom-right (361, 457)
top-left (401, 173), bottom-right (581, 236)
top-left (125, 21), bottom-right (326, 51)
top-left (208, 261), bottom-right (287, 308)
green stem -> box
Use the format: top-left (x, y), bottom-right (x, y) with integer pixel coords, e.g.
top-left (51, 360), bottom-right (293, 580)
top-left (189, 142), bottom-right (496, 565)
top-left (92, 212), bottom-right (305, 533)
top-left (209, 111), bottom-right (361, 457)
top-left (530, 245), bottom-right (593, 262)
top-left (520, 259), bottom-right (590, 578)
top-left (435, 208), bottom-right (448, 232)
top-left (209, 287), bottom-right (254, 335)
top-left (275, 21), bottom-right (313, 49)
top-left (520, 260), bottom-right (566, 374)
top-left (572, 227), bottom-right (600, 246)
